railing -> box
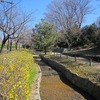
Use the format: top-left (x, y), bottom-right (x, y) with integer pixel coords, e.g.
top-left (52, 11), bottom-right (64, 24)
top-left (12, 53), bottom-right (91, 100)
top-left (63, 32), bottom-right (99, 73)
top-left (52, 48), bottom-right (100, 66)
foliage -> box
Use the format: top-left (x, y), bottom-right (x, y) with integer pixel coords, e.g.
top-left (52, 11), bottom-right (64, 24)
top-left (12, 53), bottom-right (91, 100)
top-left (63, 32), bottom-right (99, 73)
top-left (81, 24), bottom-right (97, 44)
top-left (0, 49), bottom-right (36, 100)
top-left (56, 23), bottom-right (100, 49)
top-left (74, 23), bottom-right (99, 48)
top-left (32, 19), bottom-right (59, 54)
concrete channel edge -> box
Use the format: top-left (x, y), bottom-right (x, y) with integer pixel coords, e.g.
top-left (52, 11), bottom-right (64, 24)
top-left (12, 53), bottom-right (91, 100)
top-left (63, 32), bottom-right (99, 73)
top-left (30, 64), bottom-right (42, 100)
top-left (40, 55), bottom-right (100, 100)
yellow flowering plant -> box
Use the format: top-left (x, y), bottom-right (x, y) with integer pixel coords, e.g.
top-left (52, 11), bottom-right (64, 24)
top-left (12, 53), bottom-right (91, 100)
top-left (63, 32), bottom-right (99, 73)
top-left (0, 49), bottom-right (36, 100)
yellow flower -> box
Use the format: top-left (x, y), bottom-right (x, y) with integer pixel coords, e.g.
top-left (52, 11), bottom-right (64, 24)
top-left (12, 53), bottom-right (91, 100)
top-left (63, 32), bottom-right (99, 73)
top-left (0, 49), bottom-right (36, 100)
top-left (7, 92), bottom-right (14, 98)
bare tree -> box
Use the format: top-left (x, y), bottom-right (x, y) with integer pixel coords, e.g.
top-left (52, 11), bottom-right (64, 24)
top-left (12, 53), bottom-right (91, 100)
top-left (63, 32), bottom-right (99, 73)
top-left (14, 33), bottom-right (23, 50)
top-left (18, 29), bottom-right (33, 49)
top-left (0, 1), bottom-right (33, 52)
top-left (45, 0), bottom-right (92, 49)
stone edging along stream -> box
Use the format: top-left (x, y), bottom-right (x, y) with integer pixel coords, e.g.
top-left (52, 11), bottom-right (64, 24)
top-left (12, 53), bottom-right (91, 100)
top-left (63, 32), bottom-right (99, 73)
top-left (30, 64), bottom-right (41, 100)
top-left (40, 55), bottom-right (100, 100)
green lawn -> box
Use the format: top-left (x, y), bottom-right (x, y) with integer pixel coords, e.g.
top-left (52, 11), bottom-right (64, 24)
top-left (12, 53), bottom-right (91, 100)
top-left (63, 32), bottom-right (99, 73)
top-left (29, 64), bottom-right (36, 87)
top-left (0, 44), bottom-right (7, 48)
top-left (0, 44), bottom-right (15, 49)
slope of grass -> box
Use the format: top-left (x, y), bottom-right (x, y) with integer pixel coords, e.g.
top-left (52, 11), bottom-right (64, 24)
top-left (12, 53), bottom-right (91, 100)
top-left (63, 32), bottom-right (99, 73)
top-left (28, 64), bottom-right (36, 87)
top-left (48, 55), bottom-right (100, 85)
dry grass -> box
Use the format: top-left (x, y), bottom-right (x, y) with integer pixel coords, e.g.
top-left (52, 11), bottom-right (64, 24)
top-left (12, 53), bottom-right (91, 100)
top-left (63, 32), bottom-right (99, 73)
top-left (47, 55), bottom-right (100, 85)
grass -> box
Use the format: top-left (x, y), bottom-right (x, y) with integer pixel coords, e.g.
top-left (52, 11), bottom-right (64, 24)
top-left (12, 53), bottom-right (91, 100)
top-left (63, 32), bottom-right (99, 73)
top-left (0, 44), bottom-right (7, 48)
top-left (0, 44), bottom-right (15, 49)
top-left (29, 64), bottom-right (36, 87)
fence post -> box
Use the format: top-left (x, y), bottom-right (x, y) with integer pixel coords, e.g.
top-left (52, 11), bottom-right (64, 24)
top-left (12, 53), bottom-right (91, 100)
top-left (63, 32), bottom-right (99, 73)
top-left (60, 53), bottom-right (62, 58)
top-left (89, 58), bottom-right (92, 66)
top-left (75, 55), bottom-right (76, 62)
top-left (54, 52), bottom-right (55, 56)
top-left (66, 55), bottom-right (68, 59)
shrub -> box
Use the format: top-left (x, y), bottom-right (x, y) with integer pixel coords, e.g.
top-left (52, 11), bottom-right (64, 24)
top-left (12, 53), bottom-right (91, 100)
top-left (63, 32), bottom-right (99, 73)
top-left (0, 49), bottom-right (36, 100)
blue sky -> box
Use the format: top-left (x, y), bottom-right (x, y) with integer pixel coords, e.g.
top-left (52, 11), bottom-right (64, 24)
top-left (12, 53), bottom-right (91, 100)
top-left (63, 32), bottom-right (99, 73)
top-left (17, 0), bottom-right (51, 27)
top-left (10, 0), bottom-right (100, 27)
top-left (17, 0), bottom-right (100, 28)
top-left (0, 0), bottom-right (99, 38)
top-left (83, 0), bottom-right (100, 26)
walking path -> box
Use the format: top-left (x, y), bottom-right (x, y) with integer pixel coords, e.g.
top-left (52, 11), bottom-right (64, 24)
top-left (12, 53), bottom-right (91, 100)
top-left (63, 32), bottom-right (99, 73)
top-left (55, 53), bottom-right (100, 66)
top-left (34, 56), bottom-right (95, 100)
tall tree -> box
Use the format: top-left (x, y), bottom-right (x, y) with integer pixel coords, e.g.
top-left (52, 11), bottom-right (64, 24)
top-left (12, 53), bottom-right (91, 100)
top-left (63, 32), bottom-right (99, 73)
top-left (76, 23), bottom-right (97, 48)
top-left (19, 29), bottom-right (33, 49)
top-left (95, 17), bottom-right (100, 47)
top-left (45, 0), bottom-right (92, 49)
top-left (32, 19), bottom-right (59, 54)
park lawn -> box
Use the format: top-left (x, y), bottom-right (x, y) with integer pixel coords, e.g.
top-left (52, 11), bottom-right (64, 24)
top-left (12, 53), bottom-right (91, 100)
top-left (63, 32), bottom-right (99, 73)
top-left (12, 45), bottom-right (16, 48)
top-left (0, 44), bottom-right (7, 48)
top-left (0, 44), bottom-right (15, 49)
top-left (47, 54), bottom-right (100, 85)
top-left (0, 49), bottom-right (36, 100)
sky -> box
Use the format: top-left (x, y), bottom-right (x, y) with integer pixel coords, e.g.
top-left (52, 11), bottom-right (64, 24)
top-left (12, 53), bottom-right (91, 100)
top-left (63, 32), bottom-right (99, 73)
top-left (2, 0), bottom-right (100, 28)
top-left (17, 0), bottom-right (51, 28)
top-left (16, 0), bottom-right (100, 28)
top-left (83, 0), bottom-right (100, 26)
top-left (0, 0), bottom-right (100, 38)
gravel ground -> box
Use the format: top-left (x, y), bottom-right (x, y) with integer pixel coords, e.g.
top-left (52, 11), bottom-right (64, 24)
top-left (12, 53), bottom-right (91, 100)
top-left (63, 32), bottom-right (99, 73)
top-left (35, 57), bottom-right (95, 100)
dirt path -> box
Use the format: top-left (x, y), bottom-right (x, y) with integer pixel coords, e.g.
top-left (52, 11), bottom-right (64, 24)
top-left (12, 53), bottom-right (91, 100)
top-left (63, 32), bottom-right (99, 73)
top-left (35, 57), bottom-right (95, 100)
top-left (56, 53), bottom-right (100, 66)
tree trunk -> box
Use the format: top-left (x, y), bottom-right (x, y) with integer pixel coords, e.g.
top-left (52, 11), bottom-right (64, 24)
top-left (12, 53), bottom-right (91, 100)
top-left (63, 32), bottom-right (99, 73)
top-left (7, 39), bottom-right (9, 50)
top-left (44, 46), bottom-right (47, 55)
top-left (68, 44), bottom-right (71, 51)
top-left (0, 39), bottom-right (7, 53)
top-left (19, 43), bottom-right (20, 49)
top-left (15, 42), bottom-right (18, 50)
top-left (10, 40), bottom-right (12, 51)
